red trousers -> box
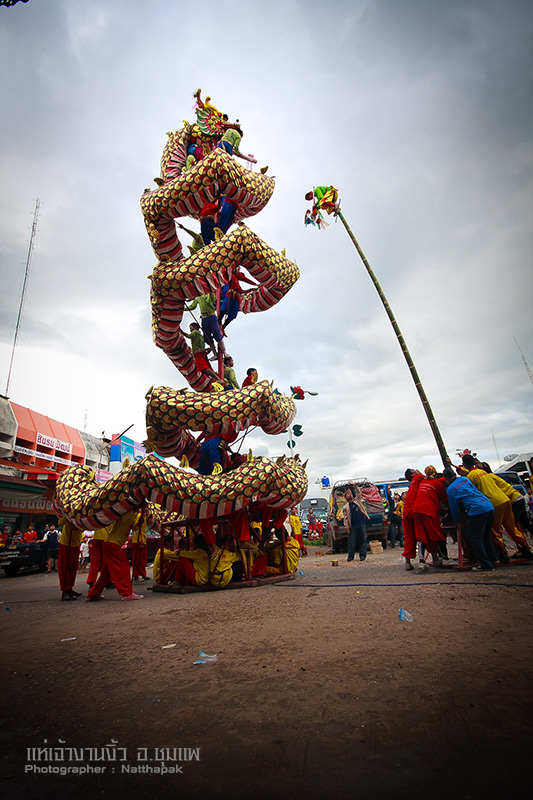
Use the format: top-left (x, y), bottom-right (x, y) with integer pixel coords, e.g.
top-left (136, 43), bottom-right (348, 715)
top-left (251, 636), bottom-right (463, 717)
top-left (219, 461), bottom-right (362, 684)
top-left (251, 553), bottom-right (268, 576)
top-left (402, 513), bottom-right (441, 558)
top-left (401, 514), bottom-right (417, 559)
top-left (413, 512), bottom-right (443, 553)
top-left (58, 543), bottom-right (80, 592)
top-left (87, 542), bottom-right (133, 598)
top-left (132, 542), bottom-right (147, 578)
top-left (174, 558), bottom-right (200, 586)
top-left (86, 538), bottom-right (104, 584)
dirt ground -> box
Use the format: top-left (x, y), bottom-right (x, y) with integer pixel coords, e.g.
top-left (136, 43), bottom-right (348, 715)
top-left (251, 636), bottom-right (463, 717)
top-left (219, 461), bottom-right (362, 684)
top-left (0, 541), bottom-right (532, 800)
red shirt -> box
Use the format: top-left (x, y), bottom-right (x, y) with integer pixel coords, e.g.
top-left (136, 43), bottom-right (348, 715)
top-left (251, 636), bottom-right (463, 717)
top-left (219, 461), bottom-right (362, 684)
top-left (403, 474), bottom-right (423, 517)
top-left (23, 530), bottom-right (37, 542)
top-left (414, 477), bottom-right (447, 516)
top-left (199, 200), bottom-right (219, 219)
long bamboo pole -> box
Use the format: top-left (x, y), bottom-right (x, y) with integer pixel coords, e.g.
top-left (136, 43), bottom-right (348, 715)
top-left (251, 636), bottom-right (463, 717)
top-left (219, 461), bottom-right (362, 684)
top-left (337, 210), bottom-right (449, 467)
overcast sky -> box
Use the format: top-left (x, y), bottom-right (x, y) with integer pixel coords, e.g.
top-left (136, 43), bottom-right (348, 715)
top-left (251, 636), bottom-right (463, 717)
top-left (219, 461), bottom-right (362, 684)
top-left (1, 0), bottom-right (532, 494)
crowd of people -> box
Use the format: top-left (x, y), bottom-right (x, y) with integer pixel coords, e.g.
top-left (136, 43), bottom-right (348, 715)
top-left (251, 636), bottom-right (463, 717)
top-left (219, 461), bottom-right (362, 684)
top-left (0, 504), bottom-right (305, 601)
top-left (326, 457), bottom-right (533, 571)
top-left (85, 504), bottom-right (304, 597)
top-left (0, 522), bottom-right (62, 573)
top-left (4, 455), bottom-right (531, 592)
top-left (0, 516), bottom-right (150, 601)
top-left (305, 510), bottom-right (325, 541)
top-left (400, 454), bottom-right (533, 572)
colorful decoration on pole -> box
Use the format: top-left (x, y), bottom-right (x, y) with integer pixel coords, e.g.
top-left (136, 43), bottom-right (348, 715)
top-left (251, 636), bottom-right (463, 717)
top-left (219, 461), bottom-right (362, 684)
top-left (291, 385), bottom-right (318, 399)
top-left (54, 91), bottom-right (309, 589)
top-left (304, 186), bottom-right (340, 229)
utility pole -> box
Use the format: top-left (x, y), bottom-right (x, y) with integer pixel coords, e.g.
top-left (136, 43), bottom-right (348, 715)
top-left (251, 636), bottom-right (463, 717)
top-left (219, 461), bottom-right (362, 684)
top-left (337, 208), bottom-right (450, 467)
top-left (5, 198), bottom-right (41, 397)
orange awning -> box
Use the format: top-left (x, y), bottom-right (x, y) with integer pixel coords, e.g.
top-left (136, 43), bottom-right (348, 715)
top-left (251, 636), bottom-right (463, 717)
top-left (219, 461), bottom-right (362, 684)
top-left (10, 402), bottom-right (35, 444)
top-left (9, 401), bottom-right (86, 462)
top-left (48, 418), bottom-right (85, 461)
top-left (19, 464), bottom-right (60, 481)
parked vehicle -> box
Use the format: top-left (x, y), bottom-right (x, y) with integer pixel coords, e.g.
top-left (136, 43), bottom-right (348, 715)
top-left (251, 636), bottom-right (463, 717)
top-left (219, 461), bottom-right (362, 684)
top-left (0, 541), bottom-right (45, 576)
top-left (493, 470), bottom-right (529, 519)
top-left (495, 471), bottom-right (527, 496)
top-left (374, 479), bottom-right (410, 503)
top-left (327, 479), bottom-right (387, 553)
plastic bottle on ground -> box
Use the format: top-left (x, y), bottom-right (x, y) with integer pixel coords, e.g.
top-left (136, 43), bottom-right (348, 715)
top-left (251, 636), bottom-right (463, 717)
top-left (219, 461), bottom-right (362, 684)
top-left (194, 650), bottom-right (218, 665)
top-left (398, 608), bottom-right (414, 622)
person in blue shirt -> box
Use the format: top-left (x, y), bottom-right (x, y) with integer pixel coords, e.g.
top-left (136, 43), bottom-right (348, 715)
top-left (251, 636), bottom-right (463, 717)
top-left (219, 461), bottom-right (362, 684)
top-left (444, 467), bottom-right (499, 571)
top-left (342, 487), bottom-right (370, 563)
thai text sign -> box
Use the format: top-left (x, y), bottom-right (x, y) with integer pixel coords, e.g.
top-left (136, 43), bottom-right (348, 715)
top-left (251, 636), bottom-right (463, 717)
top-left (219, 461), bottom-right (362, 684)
top-left (36, 433), bottom-right (72, 455)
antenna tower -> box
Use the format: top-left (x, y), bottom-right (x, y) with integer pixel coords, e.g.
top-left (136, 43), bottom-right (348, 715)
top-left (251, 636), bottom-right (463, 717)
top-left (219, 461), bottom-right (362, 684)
top-left (5, 198), bottom-right (41, 396)
top-left (514, 337), bottom-right (533, 389)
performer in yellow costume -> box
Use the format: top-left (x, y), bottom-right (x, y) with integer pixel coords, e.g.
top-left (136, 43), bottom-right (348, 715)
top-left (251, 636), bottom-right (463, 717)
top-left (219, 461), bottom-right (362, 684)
top-left (265, 535), bottom-right (300, 575)
top-left (460, 454), bottom-right (532, 561)
top-left (57, 518), bottom-right (84, 601)
top-left (131, 512), bottom-right (149, 581)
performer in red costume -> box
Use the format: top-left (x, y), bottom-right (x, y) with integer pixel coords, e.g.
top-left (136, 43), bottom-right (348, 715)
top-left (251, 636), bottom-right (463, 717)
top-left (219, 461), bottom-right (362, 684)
top-left (413, 468), bottom-right (450, 567)
top-left (241, 367), bottom-right (258, 388)
top-left (87, 511), bottom-right (142, 601)
top-left (86, 525), bottom-right (108, 586)
top-left (401, 469), bottom-right (424, 571)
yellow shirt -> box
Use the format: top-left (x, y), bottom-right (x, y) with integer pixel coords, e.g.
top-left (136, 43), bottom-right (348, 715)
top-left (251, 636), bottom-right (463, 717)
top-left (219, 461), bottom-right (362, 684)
top-left (58, 520), bottom-right (83, 548)
top-left (106, 510), bottom-right (137, 547)
top-left (466, 468), bottom-right (512, 508)
top-left (132, 514), bottom-right (147, 544)
top-left (210, 550), bottom-right (241, 588)
top-left (289, 515), bottom-right (302, 536)
top-left (396, 500), bottom-right (404, 517)
top-left (152, 547), bottom-right (179, 583)
top-left (93, 525), bottom-right (110, 541)
top-left (490, 474), bottom-right (522, 503)
top-left (179, 549), bottom-right (210, 585)
top-left (267, 537), bottom-right (300, 572)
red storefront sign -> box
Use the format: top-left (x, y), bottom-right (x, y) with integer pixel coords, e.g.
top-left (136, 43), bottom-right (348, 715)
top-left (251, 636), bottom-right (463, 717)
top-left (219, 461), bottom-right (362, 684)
top-left (0, 497), bottom-right (56, 513)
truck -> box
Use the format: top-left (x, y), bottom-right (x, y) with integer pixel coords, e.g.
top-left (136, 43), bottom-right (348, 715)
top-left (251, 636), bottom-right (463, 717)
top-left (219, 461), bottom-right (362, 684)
top-left (374, 479), bottom-right (410, 503)
top-left (0, 540), bottom-right (46, 576)
top-left (326, 478), bottom-right (387, 553)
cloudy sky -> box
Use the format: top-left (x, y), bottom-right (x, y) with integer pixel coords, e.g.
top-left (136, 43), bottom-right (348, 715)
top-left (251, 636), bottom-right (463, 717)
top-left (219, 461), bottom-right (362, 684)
top-left (1, 0), bottom-right (532, 493)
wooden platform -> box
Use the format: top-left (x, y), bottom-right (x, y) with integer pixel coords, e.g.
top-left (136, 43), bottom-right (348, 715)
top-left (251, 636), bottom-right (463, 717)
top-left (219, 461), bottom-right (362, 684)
top-left (151, 572), bottom-right (296, 594)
